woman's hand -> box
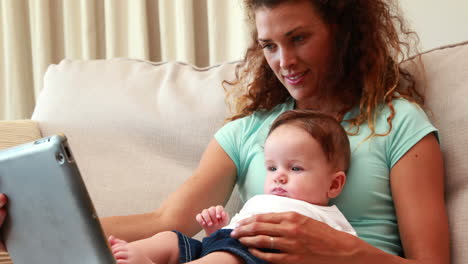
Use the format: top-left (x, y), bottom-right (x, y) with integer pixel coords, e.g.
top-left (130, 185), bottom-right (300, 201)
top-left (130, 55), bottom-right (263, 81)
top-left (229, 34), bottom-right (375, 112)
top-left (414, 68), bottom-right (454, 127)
top-left (0, 193), bottom-right (8, 251)
top-left (230, 212), bottom-right (359, 264)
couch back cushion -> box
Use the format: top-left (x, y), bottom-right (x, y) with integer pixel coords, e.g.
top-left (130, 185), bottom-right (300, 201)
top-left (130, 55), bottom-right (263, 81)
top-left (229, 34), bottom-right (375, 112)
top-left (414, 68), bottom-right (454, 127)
top-left (411, 41), bottom-right (468, 264)
top-left (32, 59), bottom-right (243, 221)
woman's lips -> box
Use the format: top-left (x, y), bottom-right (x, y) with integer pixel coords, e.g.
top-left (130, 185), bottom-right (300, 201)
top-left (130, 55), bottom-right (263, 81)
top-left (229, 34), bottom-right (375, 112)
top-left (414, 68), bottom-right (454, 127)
top-left (271, 187), bottom-right (288, 197)
top-left (283, 70), bottom-right (309, 85)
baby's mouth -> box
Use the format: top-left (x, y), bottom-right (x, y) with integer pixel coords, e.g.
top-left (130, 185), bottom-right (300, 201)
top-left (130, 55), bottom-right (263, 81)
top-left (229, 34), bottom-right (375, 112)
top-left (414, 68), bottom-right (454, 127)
top-left (271, 187), bottom-right (288, 197)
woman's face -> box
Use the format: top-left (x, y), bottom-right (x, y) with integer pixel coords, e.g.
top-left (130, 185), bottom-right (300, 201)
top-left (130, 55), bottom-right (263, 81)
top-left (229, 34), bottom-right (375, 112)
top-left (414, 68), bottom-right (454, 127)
top-left (255, 1), bottom-right (334, 108)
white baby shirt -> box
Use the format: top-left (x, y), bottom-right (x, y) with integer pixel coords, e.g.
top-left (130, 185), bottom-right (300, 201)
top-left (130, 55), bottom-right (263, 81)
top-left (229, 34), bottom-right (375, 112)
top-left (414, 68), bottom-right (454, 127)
top-left (223, 194), bottom-right (357, 236)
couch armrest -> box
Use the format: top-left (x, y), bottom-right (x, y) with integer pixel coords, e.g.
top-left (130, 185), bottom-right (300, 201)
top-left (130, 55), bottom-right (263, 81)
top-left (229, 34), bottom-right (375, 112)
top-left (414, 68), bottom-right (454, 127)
top-left (0, 120), bottom-right (41, 264)
top-left (0, 120), bottom-right (42, 150)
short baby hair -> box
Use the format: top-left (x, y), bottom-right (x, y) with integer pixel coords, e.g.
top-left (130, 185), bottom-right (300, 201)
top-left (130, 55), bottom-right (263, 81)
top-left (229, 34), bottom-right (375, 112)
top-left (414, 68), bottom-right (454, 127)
top-left (268, 110), bottom-right (351, 172)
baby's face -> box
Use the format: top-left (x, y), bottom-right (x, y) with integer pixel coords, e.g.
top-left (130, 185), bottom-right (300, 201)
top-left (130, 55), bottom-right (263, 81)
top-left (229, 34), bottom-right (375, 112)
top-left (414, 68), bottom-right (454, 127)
top-left (263, 124), bottom-right (336, 206)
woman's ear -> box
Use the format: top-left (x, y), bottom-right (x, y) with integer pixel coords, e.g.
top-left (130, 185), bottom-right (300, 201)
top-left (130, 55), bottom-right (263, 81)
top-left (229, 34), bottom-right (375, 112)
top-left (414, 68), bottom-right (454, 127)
top-left (327, 171), bottom-right (346, 199)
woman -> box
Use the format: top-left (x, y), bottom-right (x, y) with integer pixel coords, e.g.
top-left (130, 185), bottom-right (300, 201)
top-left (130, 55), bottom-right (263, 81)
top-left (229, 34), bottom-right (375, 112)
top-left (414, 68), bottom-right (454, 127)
top-left (0, 0), bottom-right (449, 263)
top-left (224, 1), bottom-right (449, 263)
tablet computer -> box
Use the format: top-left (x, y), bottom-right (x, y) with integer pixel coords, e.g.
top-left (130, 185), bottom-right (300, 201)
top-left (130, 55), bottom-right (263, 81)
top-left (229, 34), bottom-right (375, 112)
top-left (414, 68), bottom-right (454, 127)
top-left (0, 134), bottom-right (116, 264)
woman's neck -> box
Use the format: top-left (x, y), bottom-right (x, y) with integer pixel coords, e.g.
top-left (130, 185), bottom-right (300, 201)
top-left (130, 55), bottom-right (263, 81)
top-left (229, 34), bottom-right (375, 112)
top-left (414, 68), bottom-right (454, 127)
top-left (295, 97), bottom-right (346, 116)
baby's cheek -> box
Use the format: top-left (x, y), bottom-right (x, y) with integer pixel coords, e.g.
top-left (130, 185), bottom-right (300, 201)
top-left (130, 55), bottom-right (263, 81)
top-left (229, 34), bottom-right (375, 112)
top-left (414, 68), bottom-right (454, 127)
top-left (263, 180), bottom-right (272, 194)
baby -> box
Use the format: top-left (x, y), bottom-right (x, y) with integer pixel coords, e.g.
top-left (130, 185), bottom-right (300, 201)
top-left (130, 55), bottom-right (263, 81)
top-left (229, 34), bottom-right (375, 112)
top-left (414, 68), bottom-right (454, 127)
top-left (109, 110), bottom-right (356, 264)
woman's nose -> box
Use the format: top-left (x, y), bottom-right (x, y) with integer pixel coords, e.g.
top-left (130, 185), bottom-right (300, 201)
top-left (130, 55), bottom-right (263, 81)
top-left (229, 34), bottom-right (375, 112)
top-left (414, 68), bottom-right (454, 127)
top-left (279, 47), bottom-right (297, 70)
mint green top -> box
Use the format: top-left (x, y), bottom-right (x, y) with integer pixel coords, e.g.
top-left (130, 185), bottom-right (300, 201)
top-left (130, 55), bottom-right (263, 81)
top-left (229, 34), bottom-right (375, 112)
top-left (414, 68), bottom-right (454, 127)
top-left (214, 97), bottom-right (437, 256)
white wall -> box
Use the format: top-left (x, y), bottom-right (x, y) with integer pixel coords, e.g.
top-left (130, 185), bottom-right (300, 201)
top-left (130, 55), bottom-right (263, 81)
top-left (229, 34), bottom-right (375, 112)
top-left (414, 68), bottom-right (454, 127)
top-left (399, 0), bottom-right (468, 51)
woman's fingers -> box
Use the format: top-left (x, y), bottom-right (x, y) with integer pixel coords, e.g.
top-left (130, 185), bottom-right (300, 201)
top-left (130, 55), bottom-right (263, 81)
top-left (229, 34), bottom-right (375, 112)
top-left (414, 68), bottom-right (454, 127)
top-left (231, 212), bottom-right (297, 238)
top-left (240, 235), bottom-right (274, 249)
top-left (231, 212), bottom-right (326, 253)
top-left (239, 233), bottom-right (300, 253)
top-left (231, 221), bottom-right (284, 238)
top-left (0, 194), bottom-right (7, 207)
top-left (0, 208), bottom-right (6, 227)
top-left (0, 194), bottom-right (7, 252)
top-left (0, 193), bottom-right (7, 225)
top-left (239, 234), bottom-right (285, 250)
top-left (237, 212), bottom-right (289, 226)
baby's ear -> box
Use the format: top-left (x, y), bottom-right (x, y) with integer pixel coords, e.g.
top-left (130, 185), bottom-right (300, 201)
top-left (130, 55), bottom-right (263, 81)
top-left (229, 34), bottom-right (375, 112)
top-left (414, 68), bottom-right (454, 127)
top-left (327, 171), bottom-right (346, 199)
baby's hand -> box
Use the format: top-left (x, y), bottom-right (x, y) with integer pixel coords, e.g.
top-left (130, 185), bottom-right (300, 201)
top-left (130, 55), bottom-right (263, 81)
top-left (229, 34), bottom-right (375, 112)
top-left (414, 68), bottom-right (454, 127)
top-left (196, 205), bottom-right (230, 236)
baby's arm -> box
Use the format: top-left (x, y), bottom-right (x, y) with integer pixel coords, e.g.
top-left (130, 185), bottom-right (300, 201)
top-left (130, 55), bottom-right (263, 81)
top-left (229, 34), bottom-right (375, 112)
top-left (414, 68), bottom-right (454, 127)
top-left (196, 205), bottom-right (230, 236)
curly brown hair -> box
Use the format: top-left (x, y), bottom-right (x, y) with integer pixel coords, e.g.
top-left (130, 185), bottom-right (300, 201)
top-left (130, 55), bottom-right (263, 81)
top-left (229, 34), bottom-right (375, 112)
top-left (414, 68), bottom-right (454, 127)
top-left (224, 0), bottom-right (424, 138)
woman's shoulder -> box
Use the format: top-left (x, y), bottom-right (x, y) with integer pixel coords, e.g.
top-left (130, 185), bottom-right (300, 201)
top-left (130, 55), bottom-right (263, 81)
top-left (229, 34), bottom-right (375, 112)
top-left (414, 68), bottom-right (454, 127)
top-left (391, 98), bottom-right (425, 112)
top-left (357, 97), bottom-right (436, 139)
top-left (379, 98), bottom-right (430, 125)
top-left (377, 97), bottom-right (437, 142)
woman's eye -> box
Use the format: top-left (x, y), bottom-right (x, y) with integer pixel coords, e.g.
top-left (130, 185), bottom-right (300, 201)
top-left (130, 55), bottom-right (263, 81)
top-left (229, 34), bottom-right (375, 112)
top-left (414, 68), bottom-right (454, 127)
top-left (261, 43), bottom-right (275, 51)
top-left (292, 35), bottom-right (305, 43)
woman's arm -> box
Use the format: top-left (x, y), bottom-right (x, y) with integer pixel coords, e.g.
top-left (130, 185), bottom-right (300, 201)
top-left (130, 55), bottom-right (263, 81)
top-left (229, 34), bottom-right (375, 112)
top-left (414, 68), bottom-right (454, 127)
top-left (231, 133), bottom-right (450, 264)
top-left (101, 138), bottom-right (237, 242)
top-left (390, 133), bottom-right (450, 263)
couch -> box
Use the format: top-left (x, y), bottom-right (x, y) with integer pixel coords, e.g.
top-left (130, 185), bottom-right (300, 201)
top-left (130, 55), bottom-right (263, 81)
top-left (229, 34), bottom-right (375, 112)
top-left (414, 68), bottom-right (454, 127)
top-left (0, 40), bottom-right (467, 264)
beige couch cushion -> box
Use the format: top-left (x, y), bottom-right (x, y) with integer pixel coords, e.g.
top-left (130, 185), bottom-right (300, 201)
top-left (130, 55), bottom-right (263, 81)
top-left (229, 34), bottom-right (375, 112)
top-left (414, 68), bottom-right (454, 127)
top-left (32, 59), bottom-right (243, 224)
top-left (412, 41), bottom-right (468, 264)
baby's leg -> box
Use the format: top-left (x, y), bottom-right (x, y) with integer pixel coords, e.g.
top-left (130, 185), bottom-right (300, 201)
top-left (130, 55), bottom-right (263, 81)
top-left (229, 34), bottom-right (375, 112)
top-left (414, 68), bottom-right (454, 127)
top-left (130, 231), bottom-right (179, 264)
top-left (188, 251), bottom-right (244, 264)
top-left (109, 231), bottom-right (179, 264)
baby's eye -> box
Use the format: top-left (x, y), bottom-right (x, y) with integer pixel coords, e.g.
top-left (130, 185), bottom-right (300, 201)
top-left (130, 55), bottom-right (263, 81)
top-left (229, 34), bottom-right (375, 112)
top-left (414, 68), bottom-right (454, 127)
top-left (291, 167), bottom-right (303, 171)
top-left (268, 166), bottom-right (277, 171)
